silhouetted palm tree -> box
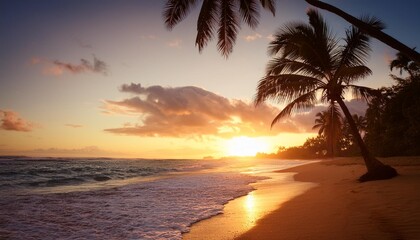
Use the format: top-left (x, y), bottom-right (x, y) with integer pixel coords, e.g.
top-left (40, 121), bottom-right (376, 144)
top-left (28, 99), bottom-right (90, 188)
top-left (163, 0), bottom-right (275, 57)
top-left (390, 51), bottom-right (420, 78)
top-left (312, 104), bottom-right (343, 157)
top-left (255, 9), bottom-right (397, 181)
top-left (163, 0), bottom-right (420, 62)
top-left (352, 114), bottom-right (367, 134)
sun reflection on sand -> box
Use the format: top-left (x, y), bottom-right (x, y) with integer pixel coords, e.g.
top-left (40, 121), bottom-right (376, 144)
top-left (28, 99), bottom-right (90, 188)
top-left (244, 192), bottom-right (257, 227)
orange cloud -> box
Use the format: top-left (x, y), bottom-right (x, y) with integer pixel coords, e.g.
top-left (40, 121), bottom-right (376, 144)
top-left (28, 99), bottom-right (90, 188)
top-left (103, 83), bottom-right (325, 138)
top-left (244, 33), bottom-right (262, 42)
top-left (65, 124), bottom-right (83, 128)
top-left (0, 110), bottom-right (34, 132)
top-left (31, 56), bottom-right (108, 76)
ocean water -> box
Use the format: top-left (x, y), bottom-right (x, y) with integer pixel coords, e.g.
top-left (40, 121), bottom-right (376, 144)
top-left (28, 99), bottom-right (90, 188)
top-left (0, 157), bottom-right (308, 239)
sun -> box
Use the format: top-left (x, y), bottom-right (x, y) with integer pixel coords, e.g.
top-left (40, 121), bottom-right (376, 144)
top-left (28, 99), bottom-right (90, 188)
top-left (225, 136), bottom-right (270, 157)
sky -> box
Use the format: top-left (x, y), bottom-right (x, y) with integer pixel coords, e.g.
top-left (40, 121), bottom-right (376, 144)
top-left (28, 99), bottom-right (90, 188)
top-left (1, 0), bottom-right (419, 159)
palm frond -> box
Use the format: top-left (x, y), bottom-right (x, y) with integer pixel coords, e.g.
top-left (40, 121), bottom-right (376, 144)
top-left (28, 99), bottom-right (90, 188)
top-left (218, 0), bottom-right (240, 58)
top-left (265, 57), bottom-right (327, 79)
top-left (259, 0), bottom-right (275, 16)
top-left (270, 91), bottom-right (317, 128)
top-left (255, 74), bottom-right (325, 105)
top-left (267, 22), bottom-right (309, 56)
top-left (306, 9), bottom-right (336, 70)
top-left (335, 15), bottom-right (382, 68)
top-left (337, 65), bottom-right (372, 84)
top-left (346, 85), bottom-right (381, 102)
top-left (164, 0), bottom-right (197, 30)
top-left (196, 0), bottom-right (219, 52)
top-left (239, 0), bottom-right (260, 29)
top-left (268, 11), bottom-right (337, 72)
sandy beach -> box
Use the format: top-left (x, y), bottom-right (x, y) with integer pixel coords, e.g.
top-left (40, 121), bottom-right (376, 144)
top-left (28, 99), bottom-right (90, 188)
top-left (237, 157), bottom-right (420, 240)
top-left (185, 157), bottom-right (420, 240)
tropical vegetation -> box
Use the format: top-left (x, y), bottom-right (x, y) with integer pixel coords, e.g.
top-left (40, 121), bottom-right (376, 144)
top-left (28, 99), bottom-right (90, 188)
top-left (253, 9), bottom-right (397, 181)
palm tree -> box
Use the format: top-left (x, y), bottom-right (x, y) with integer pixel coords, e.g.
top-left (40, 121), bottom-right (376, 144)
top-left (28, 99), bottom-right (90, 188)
top-left (254, 9), bottom-right (397, 181)
top-left (163, 0), bottom-right (275, 57)
top-left (164, 0), bottom-right (420, 62)
top-left (352, 114), bottom-right (367, 135)
top-left (312, 104), bottom-right (343, 157)
top-left (390, 52), bottom-right (420, 78)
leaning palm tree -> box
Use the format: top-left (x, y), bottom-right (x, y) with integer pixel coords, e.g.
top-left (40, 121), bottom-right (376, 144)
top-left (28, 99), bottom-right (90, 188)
top-left (163, 0), bottom-right (275, 57)
top-left (255, 9), bottom-right (397, 181)
top-left (312, 104), bottom-right (343, 157)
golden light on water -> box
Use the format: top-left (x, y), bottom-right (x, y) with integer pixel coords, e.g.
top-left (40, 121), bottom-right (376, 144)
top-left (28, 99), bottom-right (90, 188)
top-left (225, 136), bottom-right (270, 157)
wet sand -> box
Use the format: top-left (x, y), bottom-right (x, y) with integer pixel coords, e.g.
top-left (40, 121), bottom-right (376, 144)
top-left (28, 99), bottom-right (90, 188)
top-left (183, 169), bottom-right (316, 239)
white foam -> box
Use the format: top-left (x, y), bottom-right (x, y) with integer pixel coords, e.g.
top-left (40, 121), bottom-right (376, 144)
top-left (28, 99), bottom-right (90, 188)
top-left (1, 172), bottom-right (263, 239)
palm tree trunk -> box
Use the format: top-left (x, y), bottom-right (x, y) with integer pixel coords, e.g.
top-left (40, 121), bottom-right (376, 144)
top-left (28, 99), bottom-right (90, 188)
top-left (336, 98), bottom-right (398, 181)
top-left (305, 0), bottom-right (420, 64)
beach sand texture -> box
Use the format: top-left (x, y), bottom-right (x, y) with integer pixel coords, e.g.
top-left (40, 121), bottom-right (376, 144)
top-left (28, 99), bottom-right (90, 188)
top-left (237, 157), bottom-right (420, 240)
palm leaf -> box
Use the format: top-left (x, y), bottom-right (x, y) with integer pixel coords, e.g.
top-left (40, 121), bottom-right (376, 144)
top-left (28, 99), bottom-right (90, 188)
top-left (196, 0), bottom-right (219, 52)
top-left (265, 57), bottom-right (327, 79)
top-left (337, 65), bottom-right (372, 84)
top-left (335, 15), bottom-right (383, 68)
top-left (259, 0), bottom-right (275, 16)
top-left (218, 0), bottom-right (240, 58)
top-left (346, 85), bottom-right (381, 102)
top-left (239, 0), bottom-right (260, 29)
top-left (270, 91), bottom-right (317, 128)
top-left (164, 0), bottom-right (197, 30)
top-left (255, 74), bottom-right (325, 105)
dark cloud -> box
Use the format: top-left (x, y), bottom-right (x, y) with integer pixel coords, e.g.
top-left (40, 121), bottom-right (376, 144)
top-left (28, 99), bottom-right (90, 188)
top-left (0, 110), bottom-right (34, 132)
top-left (32, 56), bottom-right (108, 76)
top-left (103, 84), bottom-right (314, 138)
top-left (53, 56), bottom-right (108, 75)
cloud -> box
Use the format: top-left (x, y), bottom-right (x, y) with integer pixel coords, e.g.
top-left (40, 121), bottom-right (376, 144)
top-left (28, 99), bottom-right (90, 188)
top-left (32, 56), bottom-right (108, 76)
top-left (244, 33), bottom-right (262, 42)
top-left (65, 124), bottom-right (83, 128)
top-left (167, 38), bottom-right (182, 48)
top-left (0, 110), bottom-right (35, 132)
top-left (103, 83), bottom-right (319, 138)
top-left (141, 35), bottom-right (157, 40)
top-left (266, 34), bottom-right (276, 41)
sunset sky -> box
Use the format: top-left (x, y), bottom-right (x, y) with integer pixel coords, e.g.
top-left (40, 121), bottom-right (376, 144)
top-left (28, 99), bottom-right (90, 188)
top-left (1, 0), bottom-right (419, 159)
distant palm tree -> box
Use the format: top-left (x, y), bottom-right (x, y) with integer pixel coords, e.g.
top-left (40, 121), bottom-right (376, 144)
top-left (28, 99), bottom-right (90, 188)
top-left (390, 51), bottom-right (420, 78)
top-left (312, 104), bottom-right (343, 157)
top-left (255, 9), bottom-right (397, 181)
top-left (163, 0), bottom-right (275, 57)
top-left (163, 0), bottom-right (420, 62)
top-left (352, 114), bottom-right (367, 134)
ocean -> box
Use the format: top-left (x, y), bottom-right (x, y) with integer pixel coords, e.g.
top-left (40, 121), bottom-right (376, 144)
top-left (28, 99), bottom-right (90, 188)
top-left (0, 157), bottom-right (309, 239)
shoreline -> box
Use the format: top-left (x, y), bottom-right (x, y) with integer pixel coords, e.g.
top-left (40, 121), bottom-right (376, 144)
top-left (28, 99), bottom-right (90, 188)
top-left (183, 160), bottom-right (318, 240)
top-left (236, 157), bottom-right (420, 239)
